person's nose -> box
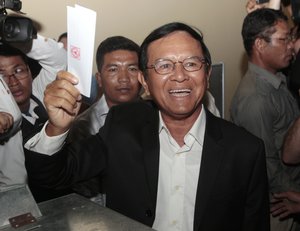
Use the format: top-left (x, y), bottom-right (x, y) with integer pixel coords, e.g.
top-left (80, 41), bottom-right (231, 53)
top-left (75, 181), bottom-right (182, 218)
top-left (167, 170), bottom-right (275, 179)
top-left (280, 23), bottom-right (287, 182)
top-left (170, 63), bottom-right (189, 82)
top-left (5, 74), bottom-right (19, 86)
top-left (287, 39), bottom-right (294, 50)
top-left (118, 69), bottom-right (130, 83)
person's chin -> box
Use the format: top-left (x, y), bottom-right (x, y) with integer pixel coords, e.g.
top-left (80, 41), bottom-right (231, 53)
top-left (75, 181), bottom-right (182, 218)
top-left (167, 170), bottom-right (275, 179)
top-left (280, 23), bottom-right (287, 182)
top-left (13, 92), bottom-right (27, 104)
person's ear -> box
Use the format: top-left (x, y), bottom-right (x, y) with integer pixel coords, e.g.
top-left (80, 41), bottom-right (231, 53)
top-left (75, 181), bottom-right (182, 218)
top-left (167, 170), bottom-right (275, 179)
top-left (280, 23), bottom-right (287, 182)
top-left (137, 72), bottom-right (150, 96)
top-left (254, 37), bottom-right (268, 53)
top-left (95, 72), bottom-right (102, 88)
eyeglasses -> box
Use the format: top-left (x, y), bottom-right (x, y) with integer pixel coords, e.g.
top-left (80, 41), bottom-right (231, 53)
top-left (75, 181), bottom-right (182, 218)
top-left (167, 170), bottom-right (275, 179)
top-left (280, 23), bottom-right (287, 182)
top-left (270, 34), bottom-right (294, 44)
top-left (146, 56), bottom-right (206, 75)
top-left (0, 66), bottom-right (29, 82)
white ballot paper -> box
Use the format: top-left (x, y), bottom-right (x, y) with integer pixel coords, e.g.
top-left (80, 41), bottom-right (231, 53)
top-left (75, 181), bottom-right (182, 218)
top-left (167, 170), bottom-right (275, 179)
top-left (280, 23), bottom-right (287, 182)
top-left (67, 4), bottom-right (96, 97)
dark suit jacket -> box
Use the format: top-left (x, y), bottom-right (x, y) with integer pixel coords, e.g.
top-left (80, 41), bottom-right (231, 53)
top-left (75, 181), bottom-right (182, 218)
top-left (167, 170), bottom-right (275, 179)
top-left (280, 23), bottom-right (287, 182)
top-left (25, 101), bottom-right (270, 231)
top-left (22, 95), bottom-right (73, 202)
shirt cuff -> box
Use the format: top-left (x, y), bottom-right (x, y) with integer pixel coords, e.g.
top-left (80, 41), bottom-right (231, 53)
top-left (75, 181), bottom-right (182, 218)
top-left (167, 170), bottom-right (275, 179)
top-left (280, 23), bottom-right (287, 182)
top-left (24, 121), bottom-right (68, 155)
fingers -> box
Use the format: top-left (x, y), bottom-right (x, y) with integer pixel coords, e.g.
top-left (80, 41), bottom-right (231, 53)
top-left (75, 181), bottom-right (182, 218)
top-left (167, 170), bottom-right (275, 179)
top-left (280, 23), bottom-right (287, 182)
top-left (270, 200), bottom-right (292, 219)
top-left (246, 0), bottom-right (267, 13)
top-left (0, 112), bottom-right (13, 134)
top-left (271, 203), bottom-right (299, 219)
top-left (42, 71), bottom-right (83, 136)
top-left (246, 0), bottom-right (259, 13)
top-left (271, 194), bottom-right (300, 219)
top-left (272, 208), bottom-right (291, 219)
top-left (56, 70), bottom-right (79, 85)
top-left (273, 191), bottom-right (300, 203)
top-left (44, 71), bottom-right (81, 115)
top-left (272, 192), bottom-right (288, 200)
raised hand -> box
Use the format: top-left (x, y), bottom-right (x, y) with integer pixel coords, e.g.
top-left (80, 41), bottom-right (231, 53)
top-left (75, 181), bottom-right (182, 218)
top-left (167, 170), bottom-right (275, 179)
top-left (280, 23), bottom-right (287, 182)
top-left (44, 71), bottom-right (82, 136)
top-left (246, 0), bottom-right (281, 13)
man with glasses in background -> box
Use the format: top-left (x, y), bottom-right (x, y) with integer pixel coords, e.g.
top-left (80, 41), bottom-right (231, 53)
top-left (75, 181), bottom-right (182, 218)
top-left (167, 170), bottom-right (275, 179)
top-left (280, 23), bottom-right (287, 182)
top-left (0, 36), bottom-right (70, 201)
top-left (25, 22), bottom-right (269, 230)
top-left (230, 8), bottom-right (300, 231)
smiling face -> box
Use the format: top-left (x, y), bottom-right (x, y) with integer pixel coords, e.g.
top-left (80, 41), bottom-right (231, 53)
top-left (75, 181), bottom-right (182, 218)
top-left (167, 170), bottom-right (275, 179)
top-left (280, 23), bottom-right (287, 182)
top-left (140, 31), bottom-right (210, 121)
top-left (96, 49), bottom-right (141, 108)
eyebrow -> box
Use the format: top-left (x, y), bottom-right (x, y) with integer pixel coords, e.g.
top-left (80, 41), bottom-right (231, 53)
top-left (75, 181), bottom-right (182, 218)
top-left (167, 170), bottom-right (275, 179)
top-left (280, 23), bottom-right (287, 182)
top-left (128, 63), bottom-right (139, 66)
top-left (105, 62), bottom-right (139, 67)
top-left (0, 64), bottom-right (26, 71)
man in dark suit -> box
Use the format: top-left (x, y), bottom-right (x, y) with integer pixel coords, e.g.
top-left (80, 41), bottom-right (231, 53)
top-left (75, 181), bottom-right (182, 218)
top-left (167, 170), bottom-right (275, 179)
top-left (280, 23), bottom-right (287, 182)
top-left (25, 22), bottom-right (270, 231)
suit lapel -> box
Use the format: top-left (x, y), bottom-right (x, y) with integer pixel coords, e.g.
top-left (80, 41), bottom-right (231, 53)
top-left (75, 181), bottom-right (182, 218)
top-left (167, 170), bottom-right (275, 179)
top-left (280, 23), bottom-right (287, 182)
top-left (140, 106), bottom-right (226, 229)
top-left (142, 107), bottom-right (160, 208)
top-left (193, 111), bottom-right (225, 231)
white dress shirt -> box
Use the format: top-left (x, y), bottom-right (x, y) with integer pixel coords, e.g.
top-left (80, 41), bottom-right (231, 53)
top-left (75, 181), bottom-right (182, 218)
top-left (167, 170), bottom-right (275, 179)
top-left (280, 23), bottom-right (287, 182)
top-left (152, 108), bottom-right (205, 231)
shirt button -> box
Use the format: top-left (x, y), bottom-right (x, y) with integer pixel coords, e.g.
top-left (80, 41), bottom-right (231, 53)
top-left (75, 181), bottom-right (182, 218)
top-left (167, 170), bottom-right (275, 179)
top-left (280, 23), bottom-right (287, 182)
top-left (145, 209), bottom-right (152, 217)
top-left (171, 220), bottom-right (177, 226)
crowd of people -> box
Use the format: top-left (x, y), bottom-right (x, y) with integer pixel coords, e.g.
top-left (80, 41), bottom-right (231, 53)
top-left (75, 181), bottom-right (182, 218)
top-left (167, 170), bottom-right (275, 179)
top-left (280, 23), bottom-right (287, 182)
top-left (1, 0), bottom-right (300, 230)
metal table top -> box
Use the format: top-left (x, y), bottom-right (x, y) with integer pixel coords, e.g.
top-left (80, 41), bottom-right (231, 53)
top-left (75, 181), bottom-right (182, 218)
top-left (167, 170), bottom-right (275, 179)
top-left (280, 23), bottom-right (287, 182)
top-left (1, 193), bottom-right (155, 231)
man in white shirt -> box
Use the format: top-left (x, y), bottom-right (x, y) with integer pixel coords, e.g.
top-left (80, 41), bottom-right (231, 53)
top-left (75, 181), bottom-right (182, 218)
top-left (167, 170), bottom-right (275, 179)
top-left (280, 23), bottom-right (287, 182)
top-left (0, 35), bottom-right (68, 200)
top-left (25, 22), bottom-right (269, 231)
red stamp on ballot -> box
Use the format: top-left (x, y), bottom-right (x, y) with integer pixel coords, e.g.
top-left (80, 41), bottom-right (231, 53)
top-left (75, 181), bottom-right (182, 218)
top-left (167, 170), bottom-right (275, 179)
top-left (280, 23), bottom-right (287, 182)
top-left (70, 45), bottom-right (81, 60)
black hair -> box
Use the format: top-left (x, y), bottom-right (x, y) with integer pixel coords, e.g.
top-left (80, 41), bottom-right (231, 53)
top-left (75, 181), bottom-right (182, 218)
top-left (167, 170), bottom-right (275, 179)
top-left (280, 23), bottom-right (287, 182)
top-left (0, 43), bottom-right (41, 78)
top-left (281, 0), bottom-right (291, 7)
top-left (96, 36), bottom-right (140, 71)
top-left (139, 22), bottom-right (212, 77)
top-left (0, 43), bottom-right (28, 63)
top-left (58, 32), bottom-right (67, 42)
top-left (296, 23), bottom-right (300, 38)
top-left (242, 8), bottom-right (288, 57)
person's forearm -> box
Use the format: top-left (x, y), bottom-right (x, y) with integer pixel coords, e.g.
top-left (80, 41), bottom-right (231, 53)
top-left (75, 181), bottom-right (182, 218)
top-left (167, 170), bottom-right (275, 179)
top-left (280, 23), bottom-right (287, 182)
top-left (24, 121), bottom-right (68, 155)
top-left (268, 0), bottom-right (281, 10)
top-left (31, 34), bottom-right (67, 103)
top-left (283, 117), bottom-right (300, 164)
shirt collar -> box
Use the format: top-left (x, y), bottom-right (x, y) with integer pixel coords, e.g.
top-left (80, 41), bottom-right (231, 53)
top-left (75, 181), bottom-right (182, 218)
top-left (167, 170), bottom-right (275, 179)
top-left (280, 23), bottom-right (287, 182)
top-left (96, 95), bottom-right (110, 116)
top-left (158, 106), bottom-right (206, 146)
top-left (248, 62), bottom-right (287, 89)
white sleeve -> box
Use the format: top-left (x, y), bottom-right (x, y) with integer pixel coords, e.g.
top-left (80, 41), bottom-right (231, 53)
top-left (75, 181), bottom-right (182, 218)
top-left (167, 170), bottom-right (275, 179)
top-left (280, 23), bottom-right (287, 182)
top-left (0, 76), bottom-right (22, 141)
top-left (204, 90), bottom-right (221, 117)
top-left (29, 34), bottom-right (67, 104)
top-left (24, 121), bottom-right (68, 155)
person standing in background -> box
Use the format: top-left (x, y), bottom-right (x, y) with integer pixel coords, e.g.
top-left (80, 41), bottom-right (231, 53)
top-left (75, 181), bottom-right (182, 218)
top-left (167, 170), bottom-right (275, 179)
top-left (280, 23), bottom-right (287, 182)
top-left (230, 8), bottom-right (300, 231)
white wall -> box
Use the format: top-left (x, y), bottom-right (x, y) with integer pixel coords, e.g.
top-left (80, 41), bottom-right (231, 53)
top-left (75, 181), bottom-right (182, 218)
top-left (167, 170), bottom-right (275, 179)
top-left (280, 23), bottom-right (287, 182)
top-left (19, 0), bottom-right (248, 119)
